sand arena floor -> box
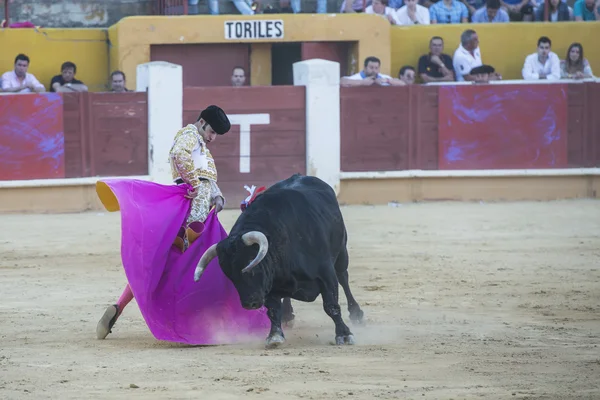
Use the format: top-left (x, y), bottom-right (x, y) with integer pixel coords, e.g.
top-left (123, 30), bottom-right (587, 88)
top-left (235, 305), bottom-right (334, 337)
top-left (0, 200), bottom-right (599, 400)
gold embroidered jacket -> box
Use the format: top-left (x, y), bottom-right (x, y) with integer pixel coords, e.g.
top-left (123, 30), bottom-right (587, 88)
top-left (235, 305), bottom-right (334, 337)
top-left (169, 124), bottom-right (224, 202)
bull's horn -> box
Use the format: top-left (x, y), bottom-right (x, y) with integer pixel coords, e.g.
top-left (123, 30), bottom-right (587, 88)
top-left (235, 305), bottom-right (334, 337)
top-left (194, 243), bottom-right (218, 282)
top-left (241, 231), bottom-right (269, 273)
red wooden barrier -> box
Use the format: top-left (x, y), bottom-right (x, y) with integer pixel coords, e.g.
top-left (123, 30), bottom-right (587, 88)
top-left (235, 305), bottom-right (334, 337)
top-left (183, 86), bottom-right (306, 206)
top-left (340, 82), bottom-right (600, 172)
top-left (437, 84), bottom-right (568, 170)
top-left (2, 82), bottom-right (599, 184)
top-left (0, 93), bottom-right (65, 180)
top-left (0, 92), bottom-right (148, 181)
top-left (340, 85), bottom-right (439, 172)
top-left (63, 92), bottom-right (148, 178)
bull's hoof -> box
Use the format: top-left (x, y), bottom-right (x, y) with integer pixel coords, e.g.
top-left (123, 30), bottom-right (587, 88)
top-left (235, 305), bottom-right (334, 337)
top-left (265, 333), bottom-right (285, 349)
top-left (283, 320), bottom-right (295, 329)
top-left (350, 309), bottom-right (365, 325)
top-left (335, 334), bottom-right (355, 345)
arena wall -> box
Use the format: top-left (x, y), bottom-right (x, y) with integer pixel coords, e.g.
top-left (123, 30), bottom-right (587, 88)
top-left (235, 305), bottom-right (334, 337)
top-left (0, 28), bottom-right (110, 92)
top-left (341, 82), bottom-right (600, 172)
top-left (390, 23), bottom-right (600, 81)
top-left (0, 91), bottom-right (149, 181)
top-left (1, 60), bottom-right (599, 214)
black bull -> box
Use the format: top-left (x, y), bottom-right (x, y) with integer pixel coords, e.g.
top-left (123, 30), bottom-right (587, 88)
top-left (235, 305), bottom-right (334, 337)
top-left (194, 174), bottom-right (365, 347)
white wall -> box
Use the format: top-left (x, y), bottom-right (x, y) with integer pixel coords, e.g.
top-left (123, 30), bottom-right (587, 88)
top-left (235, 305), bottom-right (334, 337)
top-left (136, 61), bottom-right (183, 185)
top-left (293, 59), bottom-right (341, 196)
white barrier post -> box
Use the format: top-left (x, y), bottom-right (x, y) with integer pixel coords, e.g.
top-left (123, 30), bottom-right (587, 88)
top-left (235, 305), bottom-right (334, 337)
top-left (293, 59), bottom-right (341, 196)
top-left (136, 61), bottom-right (183, 185)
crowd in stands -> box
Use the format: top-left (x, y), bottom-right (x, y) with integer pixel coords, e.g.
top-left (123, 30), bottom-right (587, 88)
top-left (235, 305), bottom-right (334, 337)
top-left (341, 30), bottom-right (595, 86)
top-left (195, 0), bottom-right (598, 20)
top-left (353, 0), bottom-right (599, 23)
top-left (0, 54), bottom-right (129, 94)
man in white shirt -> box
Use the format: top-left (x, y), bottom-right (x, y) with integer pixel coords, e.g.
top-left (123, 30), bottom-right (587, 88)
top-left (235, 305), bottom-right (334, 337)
top-left (394, 0), bottom-right (431, 25)
top-left (1, 54), bottom-right (45, 93)
top-left (340, 56), bottom-right (406, 87)
top-left (452, 29), bottom-right (483, 82)
top-left (365, 0), bottom-right (398, 24)
top-left (521, 36), bottom-right (561, 81)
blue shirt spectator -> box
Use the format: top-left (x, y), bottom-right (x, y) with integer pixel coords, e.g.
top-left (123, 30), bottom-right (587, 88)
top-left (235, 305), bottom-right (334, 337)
top-left (430, 0), bottom-right (469, 23)
top-left (573, 0), bottom-right (599, 20)
top-left (472, 0), bottom-right (510, 21)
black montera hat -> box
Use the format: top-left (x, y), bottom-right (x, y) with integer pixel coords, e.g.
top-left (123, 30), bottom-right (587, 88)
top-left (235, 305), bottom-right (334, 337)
top-left (470, 65), bottom-right (495, 75)
top-left (198, 105), bottom-right (231, 135)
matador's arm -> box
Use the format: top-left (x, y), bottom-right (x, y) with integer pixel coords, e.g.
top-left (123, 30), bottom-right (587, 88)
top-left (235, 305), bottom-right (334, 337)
top-left (170, 128), bottom-right (201, 188)
top-left (210, 181), bottom-right (225, 205)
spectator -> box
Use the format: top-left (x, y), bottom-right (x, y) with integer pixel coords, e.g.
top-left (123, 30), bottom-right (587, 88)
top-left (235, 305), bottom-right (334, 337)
top-left (500, 0), bottom-right (534, 21)
top-left (573, 0), bottom-right (599, 20)
top-left (429, 0), bottom-right (469, 23)
top-left (398, 66), bottom-right (416, 84)
top-left (231, 66), bottom-right (246, 86)
top-left (340, 56), bottom-right (405, 87)
top-left (460, 0), bottom-right (486, 16)
top-left (341, 0), bottom-right (371, 12)
top-left (110, 70), bottom-right (129, 92)
top-left (287, 0), bottom-right (328, 13)
top-left (534, 0), bottom-right (571, 21)
top-left (560, 43), bottom-right (595, 79)
top-left (50, 62), bottom-right (88, 93)
top-left (1, 54), bottom-right (45, 93)
top-left (394, 0), bottom-right (431, 24)
top-left (365, 0), bottom-right (398, 23)
top-left (453, 29), bottom-right (483, 82)
top-left (418, 36), bottom-right (455, 83)
top-left (472, 0), bottom-right (510, 21)
top-left (522, 36), bottom-right (561, 81)
top-left (470, 65), bottom-right (496, 84)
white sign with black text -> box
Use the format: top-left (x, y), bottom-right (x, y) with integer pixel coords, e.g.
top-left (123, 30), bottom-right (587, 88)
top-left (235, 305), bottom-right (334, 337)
top-left (224, 20), bottom-right (284, 40)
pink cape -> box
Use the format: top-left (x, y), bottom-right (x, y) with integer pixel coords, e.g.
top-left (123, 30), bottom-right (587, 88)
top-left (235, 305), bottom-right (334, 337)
top-left (96, 178), bottom-right (270, 345)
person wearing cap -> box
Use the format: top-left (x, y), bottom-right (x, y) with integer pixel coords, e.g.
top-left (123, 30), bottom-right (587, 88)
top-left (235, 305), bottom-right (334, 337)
top-left (95, 105), bottom-right (231, 340)
top-left (169, 105), bottom-right (231, 239)
top-left (469, 64), bottom-right (502, 83)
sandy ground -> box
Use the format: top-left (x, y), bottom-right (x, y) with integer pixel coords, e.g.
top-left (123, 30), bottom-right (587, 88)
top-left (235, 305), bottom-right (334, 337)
top-left (0, 200), bottom-right (599, 400)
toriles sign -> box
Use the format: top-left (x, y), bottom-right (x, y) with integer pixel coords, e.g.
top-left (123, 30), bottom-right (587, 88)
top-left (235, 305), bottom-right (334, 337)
top-left (224, 20), bottom-right (284, 40)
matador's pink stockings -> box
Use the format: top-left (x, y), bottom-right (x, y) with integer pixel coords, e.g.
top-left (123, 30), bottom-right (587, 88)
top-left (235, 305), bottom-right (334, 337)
top-left (116, 284), bottom-right (134, 315)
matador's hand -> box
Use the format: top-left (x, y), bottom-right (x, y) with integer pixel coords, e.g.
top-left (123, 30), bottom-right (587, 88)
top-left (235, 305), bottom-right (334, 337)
top-left (185, 187), bottom-right (199, 199)
top-left (212, 196), bottom-right (224, 213)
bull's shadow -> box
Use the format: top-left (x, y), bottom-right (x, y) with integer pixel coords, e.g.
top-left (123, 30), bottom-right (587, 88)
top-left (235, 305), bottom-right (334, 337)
top-left (194, 174), bottom-right (366, 349)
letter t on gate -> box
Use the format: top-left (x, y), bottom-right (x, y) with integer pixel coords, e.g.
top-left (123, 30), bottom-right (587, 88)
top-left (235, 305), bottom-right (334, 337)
top-left (228, 114), bottom-right (270, 173)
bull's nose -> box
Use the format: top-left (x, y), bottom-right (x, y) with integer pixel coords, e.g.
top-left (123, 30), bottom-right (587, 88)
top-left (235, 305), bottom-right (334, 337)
top-left (243, 301), bottom-right (262, 310)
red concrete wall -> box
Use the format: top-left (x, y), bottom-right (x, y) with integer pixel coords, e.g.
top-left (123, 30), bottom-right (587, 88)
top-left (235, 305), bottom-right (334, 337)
top-left (183, 86), bottom-right (306, 207)
top-left (340, 82), bottom-right (600, 172)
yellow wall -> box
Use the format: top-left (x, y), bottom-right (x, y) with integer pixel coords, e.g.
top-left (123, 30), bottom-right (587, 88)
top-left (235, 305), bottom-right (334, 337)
top-left (391, 22), bottom-right (600, 80)
top-left (0, 28), bottom-right (110, 92)
top-left (250, 43), bottom-right (272, 86)
top-left (111, 14), bottom-right (391, 89)
top-left (108, 25), bottom-right (121, 80)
